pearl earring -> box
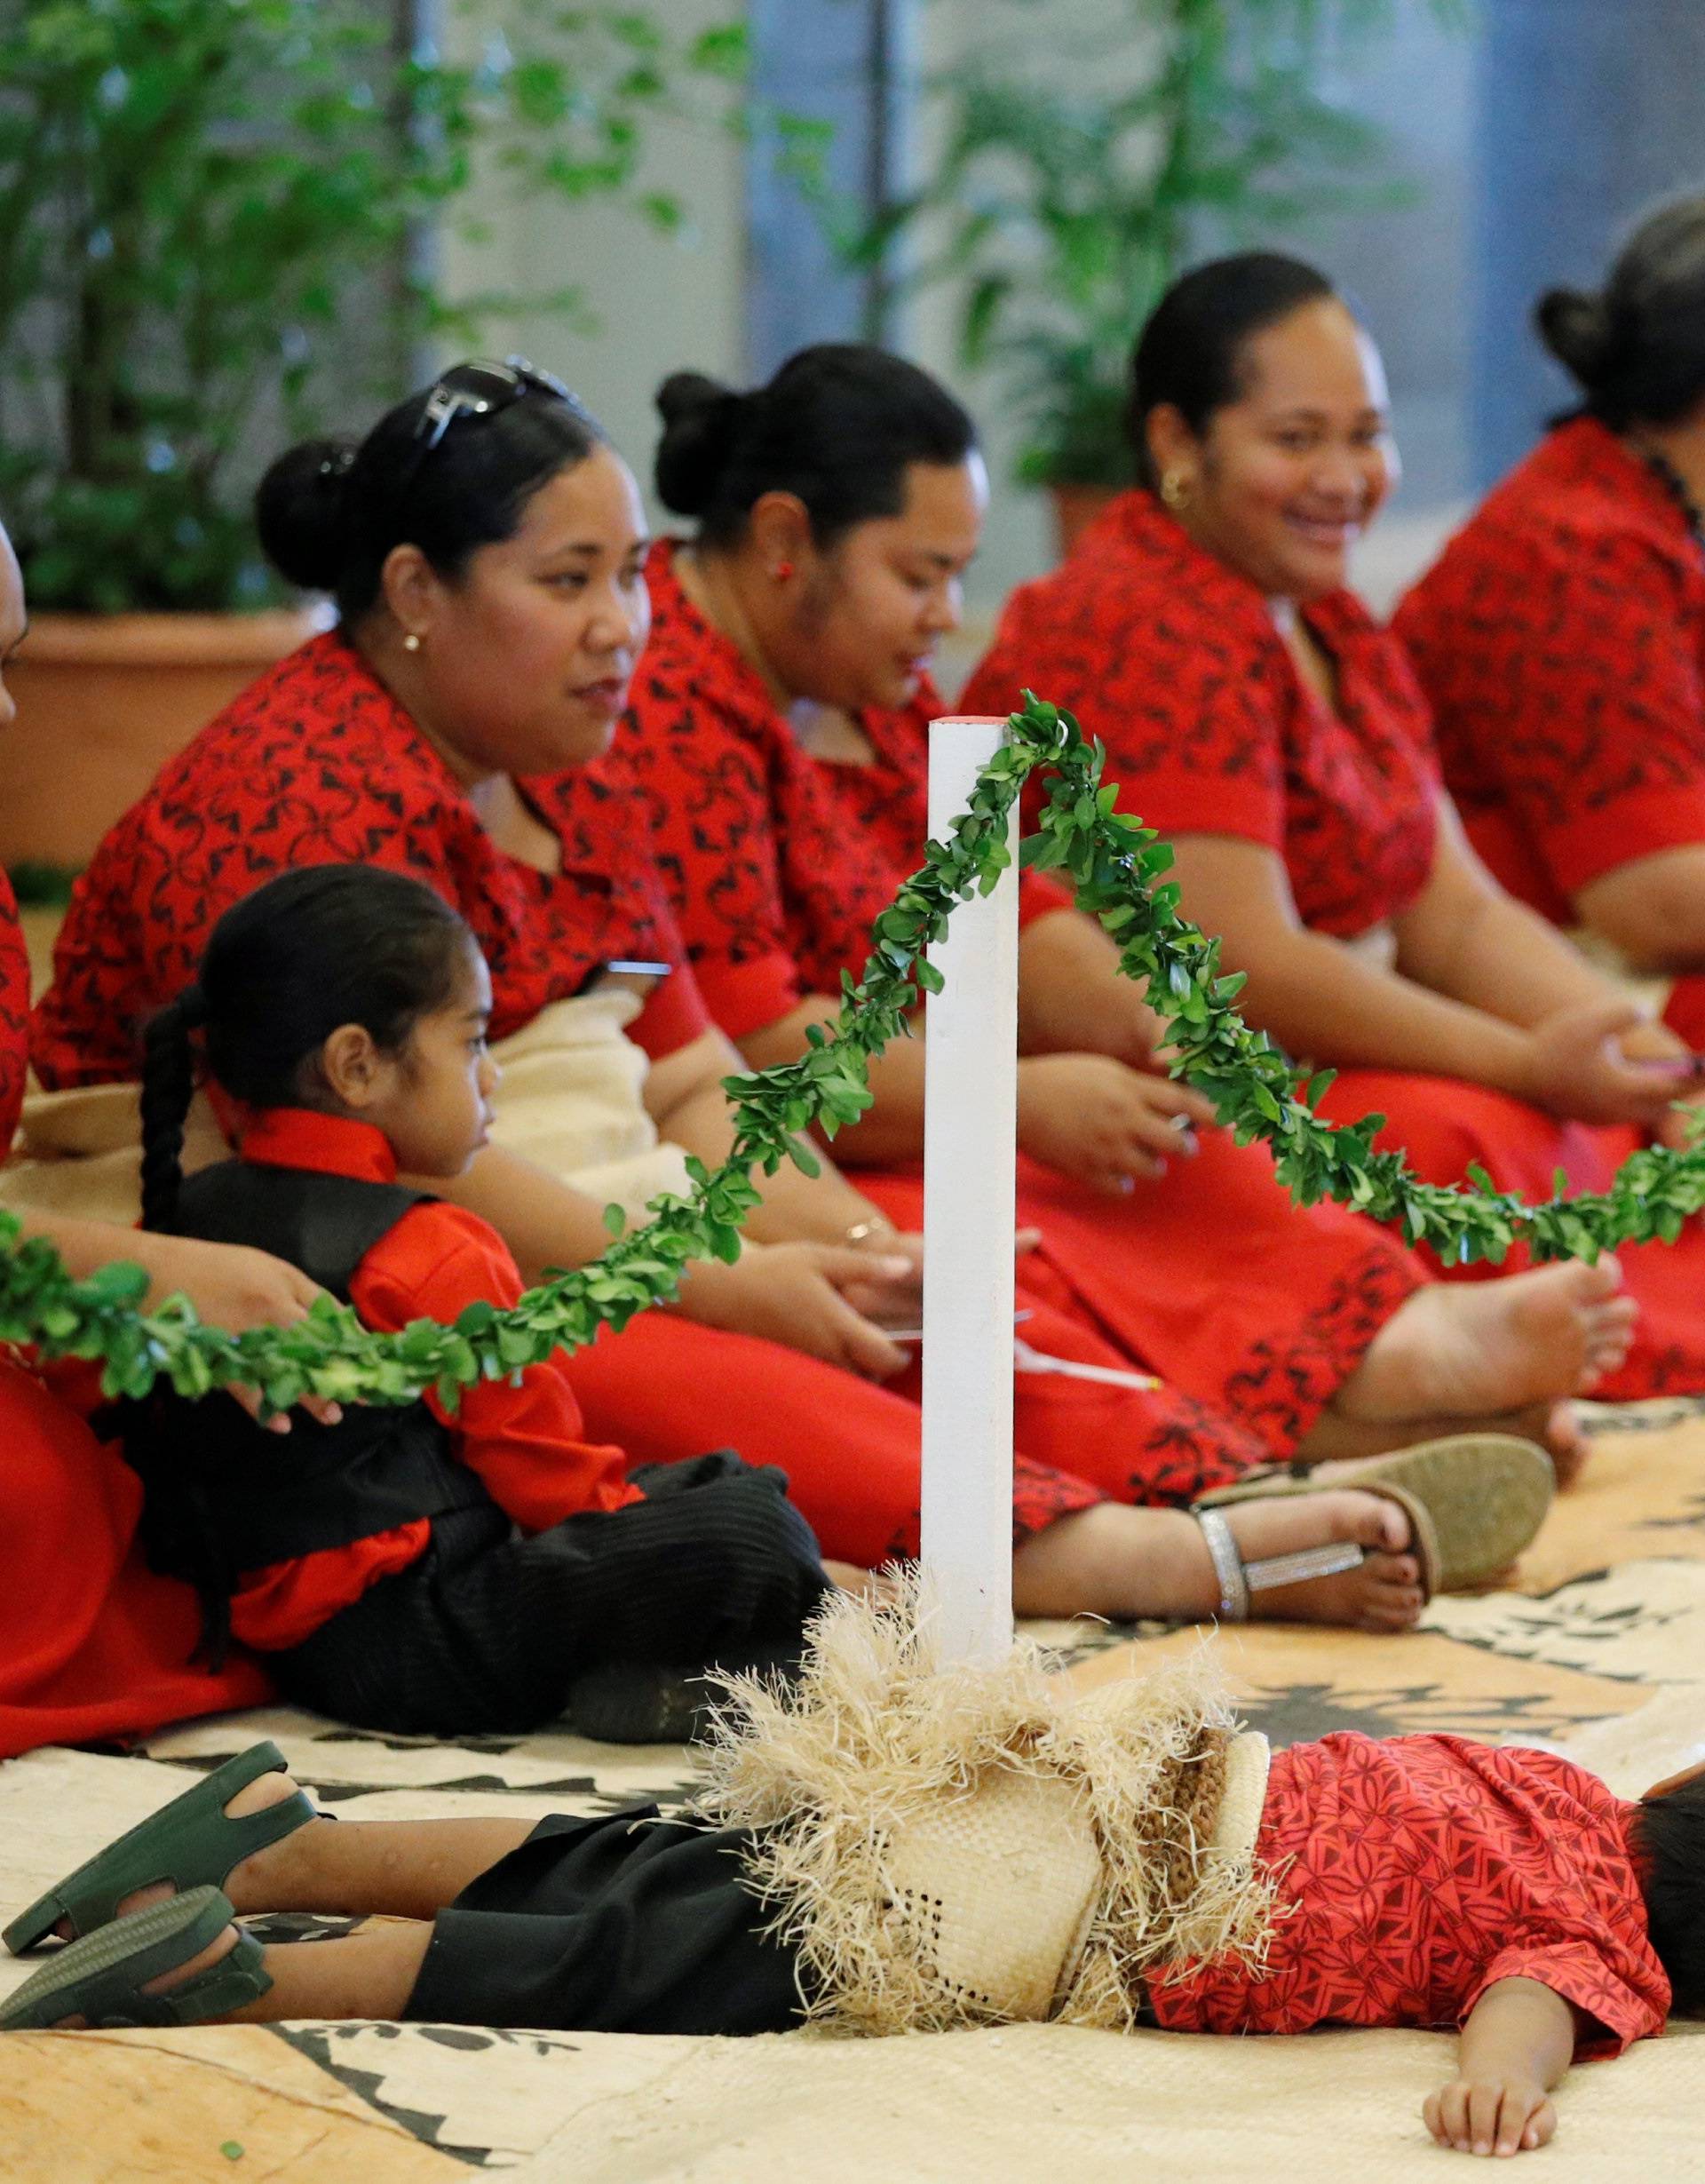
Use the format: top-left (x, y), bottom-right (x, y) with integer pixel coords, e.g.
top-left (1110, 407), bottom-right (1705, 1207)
top-left (1160, 471), bottom-right (1191, 512)
top-left (403, 631), bottom-right (422, 653)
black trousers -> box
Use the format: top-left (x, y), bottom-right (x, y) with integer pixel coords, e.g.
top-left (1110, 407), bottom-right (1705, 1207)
top-left (274, 1452), bottom-right (831, 1736)
top-left (403, 1804), bottom-right (802, 2037)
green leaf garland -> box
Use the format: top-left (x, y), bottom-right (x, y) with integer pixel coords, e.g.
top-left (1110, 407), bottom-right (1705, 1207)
top-left (4, 691), bottom-right (1700, 1411)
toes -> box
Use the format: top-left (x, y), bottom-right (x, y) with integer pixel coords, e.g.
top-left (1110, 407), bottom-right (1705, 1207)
top-left (1363, 1496), bottom-right (1413, 1555)
top-left (1569, 1255), bottom-right (1623, 1298)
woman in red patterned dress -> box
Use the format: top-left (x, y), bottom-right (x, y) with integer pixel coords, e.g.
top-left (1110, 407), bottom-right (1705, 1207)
top-left (599, 343), bottom-right (1633, 1474)
top-left (1394, 195), bottom-right (1705, 1050)
top-left (960, 257), bottom-right (1705, 1394)
top-left (0, 519), bottom-right (361, 1756)
top-left (29, 366), bottom-right (1449, 1631)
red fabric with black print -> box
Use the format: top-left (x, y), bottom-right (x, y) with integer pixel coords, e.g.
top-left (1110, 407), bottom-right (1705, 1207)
top-left (599, 540), bottom-right (1428, 1473)
top-left (620, 542), bottom-right (1072, 1039)
top-left (964, 488), bottom-right (1705, 1400)
top-left (1154, 1733), bottom-right (1668, 2056)
top-left (30, 629), bottom-right (707, 1090)
top-left (0, 878), bottom-right (271, 1756)
top-left (959, 489), bottom-right (1441, 939)
top-left (0, 870), bottom-right (29, 1153)
top-left (18, 631), bottom-right (1114, 1561)
top-left (1395, 417), bottom-right (1705, 921)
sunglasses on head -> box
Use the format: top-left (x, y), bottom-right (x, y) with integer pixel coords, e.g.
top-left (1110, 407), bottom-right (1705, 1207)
top-left (397, 357), bottom-right (591, 491)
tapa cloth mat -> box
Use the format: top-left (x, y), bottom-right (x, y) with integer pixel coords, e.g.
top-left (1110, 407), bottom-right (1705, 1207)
top-left (2, 1394), bottom-right (1703, 2180)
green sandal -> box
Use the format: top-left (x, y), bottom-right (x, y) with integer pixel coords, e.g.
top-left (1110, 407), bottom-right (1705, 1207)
top-left (1194, 1433), bottom-right (1555, 1598)
top-left (4, 1742), bottom-right (315, 1956)
top-left (0, 1887), bottom-right (270, 2030)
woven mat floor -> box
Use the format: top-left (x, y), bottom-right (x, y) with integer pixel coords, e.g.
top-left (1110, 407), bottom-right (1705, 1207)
top-left (3, 1397), bottom-right (1705, 2180)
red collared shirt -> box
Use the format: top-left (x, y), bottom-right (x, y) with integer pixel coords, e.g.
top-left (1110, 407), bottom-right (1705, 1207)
top-left (598, 539), bottom-right (1071, 1039)
top-left (31, 628), bottom-right (709, 1089)
top-left (1154, 1733), bottom-right (1669, 2056)
top-left (225, 1107), bottom-right (637, 1650)
top-left (1396, 417), bottom-right (1705, 920)
top-left (959, 491), bottom-right (1442, 939)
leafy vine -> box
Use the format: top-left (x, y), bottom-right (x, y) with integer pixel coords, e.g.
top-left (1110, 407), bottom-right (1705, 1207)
top-left (3, 691), bottom-right (1700, 1411)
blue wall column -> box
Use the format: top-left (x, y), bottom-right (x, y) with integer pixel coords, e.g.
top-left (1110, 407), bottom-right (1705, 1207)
top-left (1471, 0), bottom-right (1705, 486)
top-left (745, 0), bottom-right (908, 376)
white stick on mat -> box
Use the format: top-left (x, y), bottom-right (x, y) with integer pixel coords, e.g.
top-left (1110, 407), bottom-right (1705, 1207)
top-left (920, 714), bottom-right (1019, 1664)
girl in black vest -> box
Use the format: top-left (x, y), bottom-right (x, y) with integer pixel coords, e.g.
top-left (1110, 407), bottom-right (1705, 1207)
top-left (129, 862), bottom-right (833, 1739)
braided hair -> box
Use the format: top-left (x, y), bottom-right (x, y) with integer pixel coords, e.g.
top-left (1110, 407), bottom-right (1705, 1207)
top-left (138, 865), bottom-right (474, 1233)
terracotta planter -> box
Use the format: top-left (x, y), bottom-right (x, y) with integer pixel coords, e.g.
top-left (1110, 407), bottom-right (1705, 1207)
top-left (0, 608), bottom-right (325, 871)
top-left (1046, 482), bottom-right (1122, 561)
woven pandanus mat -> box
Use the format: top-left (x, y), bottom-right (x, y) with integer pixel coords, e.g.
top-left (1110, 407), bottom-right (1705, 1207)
top-left (0, 1396), bottom-right (1701, 2177)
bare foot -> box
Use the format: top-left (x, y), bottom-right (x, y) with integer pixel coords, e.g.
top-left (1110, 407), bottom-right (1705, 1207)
top-left (1334, 1261), bottom-right (1635, 1427)
top-left (1016, 1491), bottom-right (1424, 1632)
top-left (1216, 1491), bottom-right (1424, 1632)
top-left (1301, 1397), bottom-right (1590, 1489)
top-left (55, 1768), bottom-right (312, 1938)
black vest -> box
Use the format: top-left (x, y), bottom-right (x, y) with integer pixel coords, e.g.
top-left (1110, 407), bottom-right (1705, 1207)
top-left (122, 1159), bottom-right (496, 1656)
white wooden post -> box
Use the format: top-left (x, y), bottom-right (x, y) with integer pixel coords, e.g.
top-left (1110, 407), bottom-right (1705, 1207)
top-left (919, 715), bottom-right (1019, 1664)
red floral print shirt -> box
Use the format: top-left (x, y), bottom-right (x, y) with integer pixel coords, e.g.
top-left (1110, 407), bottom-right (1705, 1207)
top-left (1395, 417), bottom-right (1705, 922)
top-left (1154, 1732), bottom-right (1669, 2057)
top-left (959, 490), bottom-right (1442, 938)
top-left (608, 540), bottom-right (1071, 1036)
top-left (32, 630), bottom-right (707, 1088)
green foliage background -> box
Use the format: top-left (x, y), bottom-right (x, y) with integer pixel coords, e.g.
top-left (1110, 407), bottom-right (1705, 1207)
top-left (0, 0), bottom-right (746, 611)
top-left (854, 0), bottom-right (1472, 487)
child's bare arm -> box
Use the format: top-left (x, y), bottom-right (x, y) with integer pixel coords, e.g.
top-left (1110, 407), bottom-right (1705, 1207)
top-left (1423, 1976), bottom-right (1581, 2157)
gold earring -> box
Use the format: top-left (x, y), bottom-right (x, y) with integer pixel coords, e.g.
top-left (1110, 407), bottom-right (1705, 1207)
top-left (1159, 470), bottom-right (1191, 512)
top-left (402, 631), bottom-right (422, 653)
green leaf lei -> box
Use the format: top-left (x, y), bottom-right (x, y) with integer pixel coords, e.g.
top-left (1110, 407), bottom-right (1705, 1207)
top-left (4, 691), bottom-right (1701, 1413)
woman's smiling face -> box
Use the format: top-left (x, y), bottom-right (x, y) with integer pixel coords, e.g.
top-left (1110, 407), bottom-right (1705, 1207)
top-left (1148, 297), bottom-right (1400, 603)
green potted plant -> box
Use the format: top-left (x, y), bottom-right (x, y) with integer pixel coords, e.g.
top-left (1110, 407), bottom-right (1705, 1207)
top-left (859, 0), bottom-right (1466, 553)
top-left (0, 0), bottom-right (745, 870)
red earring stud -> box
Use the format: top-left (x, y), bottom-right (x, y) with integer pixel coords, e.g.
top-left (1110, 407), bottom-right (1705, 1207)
top-left (773, 561), bottom-right (794, 583)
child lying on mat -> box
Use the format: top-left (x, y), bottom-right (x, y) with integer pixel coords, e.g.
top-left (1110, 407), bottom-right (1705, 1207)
top-left (1, 1594), bottom-right (1689, 2163)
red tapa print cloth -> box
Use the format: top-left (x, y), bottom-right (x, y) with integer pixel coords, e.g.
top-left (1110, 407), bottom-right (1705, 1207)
top-left (1395, 416), bottom-right (1705, 922)
top-left (32, 629), bottom-right (707, 1088)
top-left (594, 537), bottom-right (1429, 1474)
top-left (615, 539), bottom-right (1071, 1039)
top-left (0, 868), bottom-right (29, 1149)
top-left (1154, 1733), bottom-right (1669, 2055)
top-left (958, 488), bottom-right (1441, 939)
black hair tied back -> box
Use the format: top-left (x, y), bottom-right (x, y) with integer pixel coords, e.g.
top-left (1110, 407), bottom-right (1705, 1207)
top-left (137, 866), bottom-right (475, 1237)
top-left (139, 986), bottom-right (209, 1234)
top-left (1535, 195), bottom-right (1705, 428)
top-left (1126, 251), bottom-right (1340, 485)
top-left (654, 344), bottom-right (977, 552)
top-left (654, 371), bottom-right (745, 520)
top-left (254, 438), bottom-right (361, 594)
top-left (253, 367), bottom-right (606, 622)
top-left (1534, 287), bottom-right (1614, 387)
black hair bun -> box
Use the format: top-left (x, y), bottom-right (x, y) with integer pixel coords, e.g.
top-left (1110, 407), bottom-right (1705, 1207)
top-left (1535, 287), bottom-right (1614, 387)
top-left (254, 436), bottom-right (357, 592)
top-left (654, 370), bottom-right (745, 517)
